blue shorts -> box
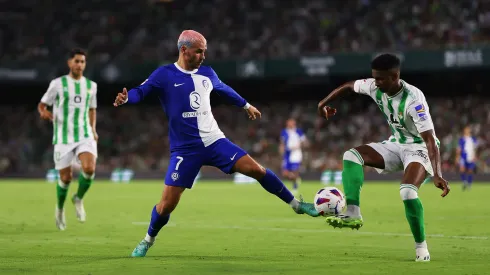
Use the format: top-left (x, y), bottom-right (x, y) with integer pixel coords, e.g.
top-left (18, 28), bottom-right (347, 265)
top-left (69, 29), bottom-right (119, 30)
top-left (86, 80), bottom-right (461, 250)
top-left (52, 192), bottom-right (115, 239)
top-left (459, 159), bottom-right (476, 170)
top-left (282, 160), bottom-right (301, 172)
top-left (165, 138), bottom-right (247, 189)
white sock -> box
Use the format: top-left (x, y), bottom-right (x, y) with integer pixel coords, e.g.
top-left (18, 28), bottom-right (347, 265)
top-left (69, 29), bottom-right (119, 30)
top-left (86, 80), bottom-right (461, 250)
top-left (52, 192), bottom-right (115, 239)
top-left (289, 198), bottom-right (299, 209)
top-left (144, 233), bottom-right (156, 244)
top-left (346, 205), bottom-right (361, 217)
top-left (415, 240), bottom-right (428, 249)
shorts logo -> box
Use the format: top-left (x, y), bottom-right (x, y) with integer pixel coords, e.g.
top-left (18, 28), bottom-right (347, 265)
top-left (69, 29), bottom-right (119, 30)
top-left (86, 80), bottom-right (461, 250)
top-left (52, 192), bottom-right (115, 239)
top-left (54, 152), bottom-right (61, 161)
top-left (412, 150), bottom-right (429, 164)
top-left (189, 91), bottom-right (201, 110)
top-left (171, 172), bottom-right (179, 181)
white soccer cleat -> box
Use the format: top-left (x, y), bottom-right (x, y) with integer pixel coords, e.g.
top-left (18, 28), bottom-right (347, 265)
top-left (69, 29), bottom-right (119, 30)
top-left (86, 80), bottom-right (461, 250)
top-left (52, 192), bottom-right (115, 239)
top-left (415, 248), bottom-right (430, 262)
top-left (72, 195), bottom-right (86, 223)
top-left (55, 206), bottom-right (66, 231)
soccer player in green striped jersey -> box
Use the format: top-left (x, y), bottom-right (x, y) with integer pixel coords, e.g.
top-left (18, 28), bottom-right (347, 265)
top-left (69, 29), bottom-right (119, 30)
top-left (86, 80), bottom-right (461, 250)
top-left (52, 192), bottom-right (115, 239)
top-left (317, 54), bottom-right (450, 262)
top-left (38, 49), bottom-right (98, 231)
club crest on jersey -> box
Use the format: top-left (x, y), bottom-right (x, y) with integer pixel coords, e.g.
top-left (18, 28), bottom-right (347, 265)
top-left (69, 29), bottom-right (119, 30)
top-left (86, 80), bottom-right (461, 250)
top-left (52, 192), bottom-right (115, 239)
top-left (202, 79), bottom-right (209, 90)
top-left (189, 91), bottom-right (201, 110)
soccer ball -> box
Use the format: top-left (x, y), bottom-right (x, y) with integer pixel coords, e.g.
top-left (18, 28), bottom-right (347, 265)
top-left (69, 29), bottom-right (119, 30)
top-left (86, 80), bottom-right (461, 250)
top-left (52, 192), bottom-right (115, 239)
top-left (314, 187), bottom-right (346, 216)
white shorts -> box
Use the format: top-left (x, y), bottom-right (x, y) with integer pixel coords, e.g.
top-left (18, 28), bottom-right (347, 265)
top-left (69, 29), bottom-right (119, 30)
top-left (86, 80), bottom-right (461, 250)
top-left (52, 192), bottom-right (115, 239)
top-left (54, 139), bottom-right (98, 170)
top-left (366, 141), bottom-right (434, 177)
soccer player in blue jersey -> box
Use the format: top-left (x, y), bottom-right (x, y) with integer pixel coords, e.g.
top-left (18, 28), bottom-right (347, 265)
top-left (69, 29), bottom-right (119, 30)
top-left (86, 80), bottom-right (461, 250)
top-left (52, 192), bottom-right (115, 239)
top-left (455, 126), bottom-right (478, 190)
top-left (113, 30), bottom-right (320, 257)
top-left (279, 118), bottom-right (307, 196)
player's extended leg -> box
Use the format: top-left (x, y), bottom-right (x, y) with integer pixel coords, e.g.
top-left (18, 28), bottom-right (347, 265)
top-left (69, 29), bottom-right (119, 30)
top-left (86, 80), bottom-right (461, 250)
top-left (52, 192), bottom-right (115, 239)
top-left (326, 145), bottom-right (385, 229)
top-left (232, 155), bottom-right (320, 217)
top-left (400, 162), bottom-right (430, 262)
top-left (460, 163), bottom-right (468, 190)
top-left (131, 185), bottom-right (185, 257)
top-left (465, 163), bottom-right (475, 190)
top-left (72, 152), bottom-right (96, 222)
top-left (56, 166), bottom-right (73, 231)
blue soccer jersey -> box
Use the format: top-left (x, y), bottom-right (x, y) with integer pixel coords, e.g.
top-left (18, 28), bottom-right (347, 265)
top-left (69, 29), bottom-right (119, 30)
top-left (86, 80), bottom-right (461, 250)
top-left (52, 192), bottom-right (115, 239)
top-left (125, 63), bottom-right (249, 188)
top-left (459, 136), bottom-right (478, 169)
top-left (281, 128), bottom-right (305, 172)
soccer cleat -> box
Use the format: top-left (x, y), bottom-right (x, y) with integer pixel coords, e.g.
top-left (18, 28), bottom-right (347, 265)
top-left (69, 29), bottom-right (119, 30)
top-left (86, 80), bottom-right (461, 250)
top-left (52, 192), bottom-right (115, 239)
top-left (415, 248), bottom-right (430, 262)
top-left (55, 206), bottom-right (66, 231)
top-left (325, 215), bottom-right (363, 230)
top-left (131, 240), bottom-right (153, 257)
top-left (293, 196), bottom-right (321, 217)
top-left (72, 195), bottom-right (86, 222)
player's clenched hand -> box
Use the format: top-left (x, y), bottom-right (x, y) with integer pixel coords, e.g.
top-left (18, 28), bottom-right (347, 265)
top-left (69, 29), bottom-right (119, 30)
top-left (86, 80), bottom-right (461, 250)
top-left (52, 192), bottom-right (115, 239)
top-left (319, 106), bottom-right (337, 120)
top-left (113, 88), bottom-right (128, 107)
top-left (39, 109), bottom-right (53, 121)
top-left (246, 105), bottom-right (261, 120)
top-left (433, 176), bottom-right (450, 197)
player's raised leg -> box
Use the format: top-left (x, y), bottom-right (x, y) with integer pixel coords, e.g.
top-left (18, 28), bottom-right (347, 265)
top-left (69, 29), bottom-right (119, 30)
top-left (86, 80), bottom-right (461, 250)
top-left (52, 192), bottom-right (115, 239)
top-left (232, 154), bottom-right (319, 217)
top-left (72, 152), bottom-right (96, 222)
top-left (400, 162), bottom-right (430, 262)
top-left (326, 145), bottom-right (385, 229)
top-left (56, 166), bottom-right (72, 231)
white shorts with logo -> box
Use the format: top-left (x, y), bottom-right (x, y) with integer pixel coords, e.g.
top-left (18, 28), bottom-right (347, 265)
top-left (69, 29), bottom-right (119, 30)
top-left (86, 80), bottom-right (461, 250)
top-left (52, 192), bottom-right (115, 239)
top-left (366, 141), bottom-right (434, 177)
top-left (54, 139), bottom-right (98, 170)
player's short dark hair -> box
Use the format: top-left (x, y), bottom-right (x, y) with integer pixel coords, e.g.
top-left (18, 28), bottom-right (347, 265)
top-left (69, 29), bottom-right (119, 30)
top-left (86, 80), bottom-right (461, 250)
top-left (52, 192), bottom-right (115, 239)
top-left (68, 48), bottom-right (87, 59)
top-left (371, 54), bottom-right (400, 71)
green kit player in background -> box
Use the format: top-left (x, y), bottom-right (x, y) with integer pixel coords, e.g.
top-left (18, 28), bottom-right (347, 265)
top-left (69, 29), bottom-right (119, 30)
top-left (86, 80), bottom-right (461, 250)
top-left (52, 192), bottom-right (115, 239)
top-left (38, 48), bottom-right (98, 231)
top-left (317, 54), bottom-right (450, 262)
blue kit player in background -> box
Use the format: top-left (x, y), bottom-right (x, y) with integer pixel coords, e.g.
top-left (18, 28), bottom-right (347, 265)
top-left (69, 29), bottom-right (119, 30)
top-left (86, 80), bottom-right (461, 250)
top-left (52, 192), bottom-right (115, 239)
top-left (113, 30), bottom-right (320, 257)
top-left (455, 126), bottom-right (478, 190)
top-left (280, 118), bottom-right (307, 196)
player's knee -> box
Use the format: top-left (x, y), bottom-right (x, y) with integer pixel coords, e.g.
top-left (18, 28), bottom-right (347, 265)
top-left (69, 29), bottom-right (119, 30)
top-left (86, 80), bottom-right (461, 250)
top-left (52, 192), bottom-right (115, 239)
top-left (60, 173), bottom-right (72, 184)
top-left (343, 149), bottom-right (363, 165)
top-left (400, 184), bottom-right (419, 201)
top-left (249, 164), bottom-right (266, 179)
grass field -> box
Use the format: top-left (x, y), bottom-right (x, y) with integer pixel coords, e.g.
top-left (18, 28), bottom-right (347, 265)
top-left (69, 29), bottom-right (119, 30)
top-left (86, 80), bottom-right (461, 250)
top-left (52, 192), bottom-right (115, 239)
top-left (0, 180), bottom-right (489, 275)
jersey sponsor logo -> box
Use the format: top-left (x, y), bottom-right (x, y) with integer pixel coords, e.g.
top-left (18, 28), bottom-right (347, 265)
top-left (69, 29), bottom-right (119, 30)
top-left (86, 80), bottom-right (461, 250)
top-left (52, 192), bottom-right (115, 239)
top-left (189, 91), bottom-right (201, 110)
top-left (415, 104), bottom-right (428, 120)
top-left (182, 111), bottom-right (209, 118)
top-left (389, 113), bottom-right (403, 129)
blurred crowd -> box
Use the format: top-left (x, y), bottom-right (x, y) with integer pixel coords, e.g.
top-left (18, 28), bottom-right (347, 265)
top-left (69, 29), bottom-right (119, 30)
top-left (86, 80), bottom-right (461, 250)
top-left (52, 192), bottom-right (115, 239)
top-left (1, 96), bottom-right (489, 174)
top-left (1, 0), bottom-right (489, 65)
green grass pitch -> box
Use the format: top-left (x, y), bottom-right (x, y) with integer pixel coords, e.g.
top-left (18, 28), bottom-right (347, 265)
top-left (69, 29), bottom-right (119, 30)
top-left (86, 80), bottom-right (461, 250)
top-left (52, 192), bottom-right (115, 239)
top-left (0, 180), bottom-right (489, 274)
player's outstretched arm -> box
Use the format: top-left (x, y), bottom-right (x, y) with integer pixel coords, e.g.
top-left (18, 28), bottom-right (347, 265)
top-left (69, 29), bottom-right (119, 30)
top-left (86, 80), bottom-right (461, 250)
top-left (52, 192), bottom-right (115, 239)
top-left (317, 81), bottom-right (355, 119)
top-left (421, 130), bottom-right (450, 197)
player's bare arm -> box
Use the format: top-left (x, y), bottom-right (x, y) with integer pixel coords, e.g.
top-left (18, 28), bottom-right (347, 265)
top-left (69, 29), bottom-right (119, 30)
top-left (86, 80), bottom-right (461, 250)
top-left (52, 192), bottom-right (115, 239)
top-left (317, 81), bottom-right (355, 119)
top-left (38, 102), bottom-right (53, 121)
top-left (420, 130), bottom-right (450, 197)
top-left (89, 108), bottom-right (98, 142)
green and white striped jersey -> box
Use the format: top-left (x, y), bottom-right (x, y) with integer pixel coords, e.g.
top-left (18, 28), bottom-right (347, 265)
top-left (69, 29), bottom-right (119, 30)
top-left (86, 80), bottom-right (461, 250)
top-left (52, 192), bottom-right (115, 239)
top-left (353, 78), bottom-right (438, 145)
top-left (41, 75), bottom-right (97, 145)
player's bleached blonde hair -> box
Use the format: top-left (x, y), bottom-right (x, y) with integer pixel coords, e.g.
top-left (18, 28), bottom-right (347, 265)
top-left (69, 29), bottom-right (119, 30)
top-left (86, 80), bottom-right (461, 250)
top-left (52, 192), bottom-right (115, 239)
top-left (177, 30), bottom-right (207, 50)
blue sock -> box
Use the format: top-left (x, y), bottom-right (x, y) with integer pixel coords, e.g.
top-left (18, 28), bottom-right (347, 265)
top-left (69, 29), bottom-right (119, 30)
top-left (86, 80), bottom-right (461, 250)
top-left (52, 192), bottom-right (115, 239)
top-left (460, 173), bottom-right (467, 183)
top-left (467, 174), bottom-right (473, 186)
top-left (258, 169), bottom-right (294, 204)
top-left (292, 180), bottom-right (298, 190)
top-left (147, 205), bottom-right (170, 237)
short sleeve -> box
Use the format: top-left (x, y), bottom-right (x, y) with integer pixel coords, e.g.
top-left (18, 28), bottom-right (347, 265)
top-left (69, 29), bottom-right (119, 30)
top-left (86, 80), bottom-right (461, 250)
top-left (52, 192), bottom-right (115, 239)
top-left (407, 101), bottom-right (434, 133)
top-left (41, 80), bottom-right (59, 106)
top-left (353, 78), bottom-right (376, 96)
top-left (90, 82), bottom-right (97, 108)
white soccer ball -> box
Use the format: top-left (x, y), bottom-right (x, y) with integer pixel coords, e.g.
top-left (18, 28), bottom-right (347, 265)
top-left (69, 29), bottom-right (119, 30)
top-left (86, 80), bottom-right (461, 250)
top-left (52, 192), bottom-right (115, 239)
top-left (314, 187), bottom-right (346, 216)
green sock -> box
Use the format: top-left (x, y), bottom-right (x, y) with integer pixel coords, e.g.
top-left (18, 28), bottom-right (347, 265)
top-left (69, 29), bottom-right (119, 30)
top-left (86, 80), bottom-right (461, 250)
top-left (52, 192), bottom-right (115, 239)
top-left (400, 184), bottom-right (426, 243)
top-left (56, 180), bottom-right (69, 209)
top-left (342, 149), bottom-right (365, 206)
top-left (76, 172), bottom-right (94, 199)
